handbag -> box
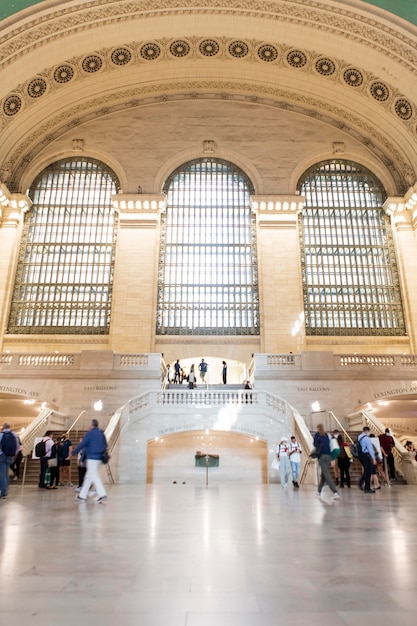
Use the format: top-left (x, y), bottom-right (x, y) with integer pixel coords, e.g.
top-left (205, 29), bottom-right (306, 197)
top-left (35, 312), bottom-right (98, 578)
top-left (47, 457), bottom-right (58, 468)
top-left (101, 449), bottom-right (110, 464)
top-left (309, 441), bottom-right (322, 459)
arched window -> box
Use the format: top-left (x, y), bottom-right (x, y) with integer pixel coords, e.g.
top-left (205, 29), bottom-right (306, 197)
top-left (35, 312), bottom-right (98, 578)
top-left (7, 158), bottom-right (119, 334)
top-left (156, 158), bottom-right (259, 335)
top-left (298, 160), bottom-right (405, 336)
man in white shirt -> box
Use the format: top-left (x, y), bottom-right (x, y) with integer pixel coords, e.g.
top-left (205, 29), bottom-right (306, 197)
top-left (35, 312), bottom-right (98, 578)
top-left (289, 435), bottom-right (302, 488)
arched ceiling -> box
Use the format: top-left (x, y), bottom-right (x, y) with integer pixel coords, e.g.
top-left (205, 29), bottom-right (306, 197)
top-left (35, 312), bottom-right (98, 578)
top-left (1, 0), bottom-right (416, 25)
top-left (0, 0), bottom-right (416, 195)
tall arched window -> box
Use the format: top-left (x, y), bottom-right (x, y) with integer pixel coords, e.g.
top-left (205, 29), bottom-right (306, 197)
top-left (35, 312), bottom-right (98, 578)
top-left (156, 158), bottom-right (259, 335)
top-left (7, 158), bottom-right (119, 334)
top-left (298, 160), bottom-right (405, 336)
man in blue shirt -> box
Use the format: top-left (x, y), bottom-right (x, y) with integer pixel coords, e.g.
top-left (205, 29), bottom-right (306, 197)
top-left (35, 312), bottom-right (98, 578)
top-left (72, 419), bottom-right (108, 503)
top-left (0, 423), bottom-right (19, 498)
top-left (358, 426), bottom-right (377, 493)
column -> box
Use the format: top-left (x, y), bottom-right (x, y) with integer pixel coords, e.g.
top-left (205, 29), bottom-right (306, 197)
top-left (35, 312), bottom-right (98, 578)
top-left (0, 184), bottom-right (31, 345)
top-left (385, 189), bottom-right (417, 351)
top-left (252, 195), bottom-right (305, 353)
top-left (110, 194), bottom-right (166, 352)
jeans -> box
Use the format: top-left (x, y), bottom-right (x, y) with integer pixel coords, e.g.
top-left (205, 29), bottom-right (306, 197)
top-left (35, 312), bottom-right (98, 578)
top-left (0, 453), bottom-right (13, 496)
top-left (80, 459), bottom-right (107, 499)
top-left (279, 456), bottom-right (291, 486)
top-left (290, 460), bottom-right (300, 483)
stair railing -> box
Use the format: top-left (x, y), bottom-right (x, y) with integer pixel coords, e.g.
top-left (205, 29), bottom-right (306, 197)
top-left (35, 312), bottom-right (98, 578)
top-left (66, 410), bottom-right (86, 442)
top-left (328, 410), bottom-right (354, 444)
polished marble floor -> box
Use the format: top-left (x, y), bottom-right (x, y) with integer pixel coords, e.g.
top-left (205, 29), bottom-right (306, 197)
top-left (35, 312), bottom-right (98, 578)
top-left (1, 481), bottom-right (416, 626)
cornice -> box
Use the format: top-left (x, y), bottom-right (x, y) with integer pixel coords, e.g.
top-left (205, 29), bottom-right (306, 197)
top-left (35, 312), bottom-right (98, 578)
top-left (0, 0), bottom-right (416, 75)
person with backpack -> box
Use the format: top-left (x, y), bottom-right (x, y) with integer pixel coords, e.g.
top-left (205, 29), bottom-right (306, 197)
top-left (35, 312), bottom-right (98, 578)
top-left (0, 422), bottom-right (19, 499)
top-left (357, 426), bottom-right (377, 493)
top-left (37, 431), bottom-right (54, 489)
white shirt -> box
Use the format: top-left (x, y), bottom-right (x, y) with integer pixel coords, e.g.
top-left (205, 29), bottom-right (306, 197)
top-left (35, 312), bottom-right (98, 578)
top-left (289, 440), bottom-right (301, 463)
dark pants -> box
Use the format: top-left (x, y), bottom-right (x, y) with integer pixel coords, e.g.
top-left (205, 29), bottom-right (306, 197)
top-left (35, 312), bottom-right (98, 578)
top-left (10, 451), bottom-right (23, 479)
top-left (78, 466), bottom-right (87, 488)
top-left (359, 454), bottom-right (373, 491)
top-left (50, 465), bottom-right (60, 487)
top-left (386, 453), bottom-right (396, 479)
top-left (338, 457), bottom-right (351, 487)
top-left (39, 457), bottom-right (49, 487)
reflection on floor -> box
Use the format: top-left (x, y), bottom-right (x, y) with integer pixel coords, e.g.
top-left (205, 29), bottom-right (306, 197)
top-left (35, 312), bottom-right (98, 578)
top-left (0, 482), bottom-right (416, 626)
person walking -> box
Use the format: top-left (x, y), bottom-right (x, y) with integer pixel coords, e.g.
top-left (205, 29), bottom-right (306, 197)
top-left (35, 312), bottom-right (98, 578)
top-left (37, 431), bottom-right (54, 489)
top-left (222, 361), bottom-right (227, 384)
top-left (0, 423), bottom-right (19, 499)
top-left (336, 434), bottom-right (352, 488)
top-left (379, 428), bottom-right (396, 481)
top-left (313, 424), bottom-right (339, 500)
top-left (72, 419), bottom-right (108, 503)
top-left (276, 436), bottom-right (291, 488)
top-left (289, 435), bottom-right (302, 488)
top-left (358, 426), bottom-right (377, 493)
top-left (188, 364), bottom-right (197, 389)
top-left (173, 359), bottom-right (181, 384)
top-left (198, 359), bottom-right (208, 383)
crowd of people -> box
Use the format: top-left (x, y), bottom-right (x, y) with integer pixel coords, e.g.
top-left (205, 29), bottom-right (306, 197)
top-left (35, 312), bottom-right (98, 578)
top-left (0, 417), bottom-right (408, 502)
top-left (165, 358), bottom-right (231, 387)
top-left (0, 419), bottom-right (108, 503)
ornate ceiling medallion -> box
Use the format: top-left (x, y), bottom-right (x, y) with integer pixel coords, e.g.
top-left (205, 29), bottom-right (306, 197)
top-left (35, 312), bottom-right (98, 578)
top-left (370, 81), bottom-right (389, 102)
top-left (343, 68), bottom-right (363, 87)
top-left (257, 44), bottom-right (278, 62)
top-left (286, 50), bottom-right (307, 68)
top-left (3, 94), bottom-right (22, 116)
top-left (394, 98), bottom-right (413, 120)
top-left (140, 43), bottom-right (161, 60)
top-left (111, 48), bottom-right (132, 66)
top-left (27, 78), bottom-right (47, 98)
top-left (228, 41), bottom-right (249, 58)
top-left (169, 40), bottom-right (190, 58)
top-left (315, 58), bottom-right (336, 76)
top-left (199, 40), bottom-right (220, 57)
top-left (53, 65), bottom-right (75, 84)
top-left (81, 55), bottom-right (103, 73)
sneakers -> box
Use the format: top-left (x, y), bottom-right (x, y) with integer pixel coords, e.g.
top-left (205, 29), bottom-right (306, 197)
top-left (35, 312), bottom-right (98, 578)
top-left (75, 495), bottom-right (86, 502)
top-left (68, 482), bottom-right (74, 487)
top-left (332, 493), bottom-right (340, 500)
top-left (75, 487), bottom-right (82, 492)
top-left (95, 496), bottom-right (107, 504)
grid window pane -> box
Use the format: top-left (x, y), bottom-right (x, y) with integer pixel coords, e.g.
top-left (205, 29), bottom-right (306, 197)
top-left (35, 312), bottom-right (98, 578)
top-left (156, 158), bottom-right (259, 336)
top-left (298, 160), bottom-right (405, 336)
top-left (7, 158), bottom-right (119, 334)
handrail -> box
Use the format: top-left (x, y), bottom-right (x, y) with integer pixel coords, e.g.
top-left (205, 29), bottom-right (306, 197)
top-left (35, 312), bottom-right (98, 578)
top-left (292, 409), bottom-right (316, 485)
top-left (328, 410), bottom-right (354, 444)
top-left (66, 410), bottom-right (86, 437)
top-left (20, 407), bottom-right (66, 457)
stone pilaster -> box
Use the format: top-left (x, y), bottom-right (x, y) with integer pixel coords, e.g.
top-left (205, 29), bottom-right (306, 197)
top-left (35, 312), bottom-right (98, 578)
top-left (0, 184), bottom-right (31, 347)
top-left (110, 194), bottom-right (166, 352)
top-left (252, 195), bottom-right (305, 353)
top-left (384, 190), bottom-right (417, 351)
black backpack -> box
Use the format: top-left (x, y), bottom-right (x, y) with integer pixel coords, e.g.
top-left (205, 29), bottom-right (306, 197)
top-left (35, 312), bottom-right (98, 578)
top-left (35, 438), bottom-right (46, 458)
top-left (1, 431), bottom-right (16, 457)
top-left (351, 436), bottom-right (364, 459)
